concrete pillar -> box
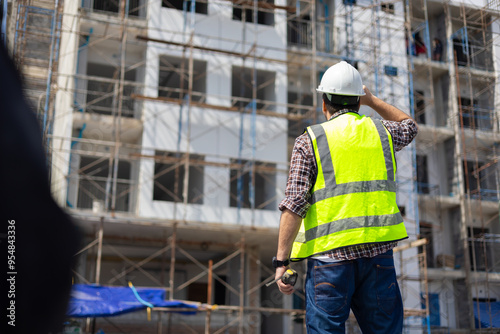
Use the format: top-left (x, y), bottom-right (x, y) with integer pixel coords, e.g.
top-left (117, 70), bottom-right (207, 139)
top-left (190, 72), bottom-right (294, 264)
top-left (248, 246), bottom-right (261, 334)
top-left (445, 4), bottom-right (474, 329)
top-left (51, 1), bottom-right (80, 206)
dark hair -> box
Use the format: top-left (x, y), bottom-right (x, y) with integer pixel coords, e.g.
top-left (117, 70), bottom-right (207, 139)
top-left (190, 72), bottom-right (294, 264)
top-left (322, 93), bottom-right (360, 114)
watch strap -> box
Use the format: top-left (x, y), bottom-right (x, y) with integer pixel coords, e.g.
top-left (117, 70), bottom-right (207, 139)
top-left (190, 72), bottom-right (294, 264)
top-left (272, 256), bottom-right (289, 268)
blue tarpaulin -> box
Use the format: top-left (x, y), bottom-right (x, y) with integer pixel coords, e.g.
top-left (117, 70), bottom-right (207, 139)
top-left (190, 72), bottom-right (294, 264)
top-left (68, 284), bottom-right (198, 317)
top-left (474, 301), bottom-right (500, 329)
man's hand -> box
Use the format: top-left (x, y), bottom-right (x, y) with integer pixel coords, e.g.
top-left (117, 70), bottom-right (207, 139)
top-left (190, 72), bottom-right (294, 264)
top-left (359, 85), bottom-right (413, 122)
top-left (275, 209), bottom-right (301, 295)
top-left (359, 85), bottom-right (375, 108)
top-left (276, 266), bottom-right (294, 295)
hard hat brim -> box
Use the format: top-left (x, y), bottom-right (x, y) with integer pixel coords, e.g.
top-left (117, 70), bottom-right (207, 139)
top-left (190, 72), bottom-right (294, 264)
top-left (316, 88), bottom-right (366, 96)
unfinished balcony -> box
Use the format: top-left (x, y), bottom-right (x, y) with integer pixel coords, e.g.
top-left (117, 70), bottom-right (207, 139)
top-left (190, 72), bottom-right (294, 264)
top-left (158, 55), bottom-right (207, 104)
top-left (72, 62), bottom-right (144, 144)
top-left (67, 155), bottom-right (137, 214)
top-left (161, 0), bottom-right (208, 15)
top-left (458, 103), bottom-right (494, 132)
top-left (153, 151), bottom-right (205, 205)
top-left (286, 15), bottom-right (334, 53)
top-left (231, 65), bottom-right (276, 112)
top-left (229, 159), bottom-right (277, 211)
top-left (232, 0), bottom-right (275, 26)
top-left (80, 0), bottom-right (147, 19)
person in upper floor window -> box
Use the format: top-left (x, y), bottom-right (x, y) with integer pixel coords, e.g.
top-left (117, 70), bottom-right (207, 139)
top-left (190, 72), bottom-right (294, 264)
top-left (273, 61), bottom-right (418, 333)
top-left (432, 38), bottom-right (443, 61)
top-left (415, 32), bottom-right (427, 57)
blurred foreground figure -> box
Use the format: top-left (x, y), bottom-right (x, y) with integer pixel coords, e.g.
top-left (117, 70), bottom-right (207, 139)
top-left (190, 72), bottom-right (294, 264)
top-left (0, 42), bottom-right (81, 334)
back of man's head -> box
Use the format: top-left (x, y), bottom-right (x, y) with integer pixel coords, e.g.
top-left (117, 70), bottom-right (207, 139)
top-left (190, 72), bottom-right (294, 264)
top-left (322, 93), bottom-right (360, 114)
top-left (317, 61), bottom-right (364, 114)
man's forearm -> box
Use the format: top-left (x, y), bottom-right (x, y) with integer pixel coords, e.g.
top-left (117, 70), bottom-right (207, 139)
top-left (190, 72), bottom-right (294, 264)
top-left (360, 86), bottom-right (415, 123)
top-left (276, 209), bottom-right (302, 260)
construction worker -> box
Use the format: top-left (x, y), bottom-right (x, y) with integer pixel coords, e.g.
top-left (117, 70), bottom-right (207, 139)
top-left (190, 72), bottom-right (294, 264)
top-left (273, 61), bottom-right (418, 333)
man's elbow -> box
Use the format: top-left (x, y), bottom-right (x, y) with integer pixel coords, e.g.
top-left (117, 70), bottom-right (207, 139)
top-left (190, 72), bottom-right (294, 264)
top-left (282, 208), bottom-right (302, 220)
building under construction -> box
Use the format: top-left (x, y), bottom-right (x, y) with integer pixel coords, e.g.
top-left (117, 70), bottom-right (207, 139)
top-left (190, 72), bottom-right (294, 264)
top-left (2, 0), bottom-right (500, 332)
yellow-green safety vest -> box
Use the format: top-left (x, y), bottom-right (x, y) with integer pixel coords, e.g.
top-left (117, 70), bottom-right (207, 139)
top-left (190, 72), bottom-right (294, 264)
top-left (290, 112), bottom-right (408, 261)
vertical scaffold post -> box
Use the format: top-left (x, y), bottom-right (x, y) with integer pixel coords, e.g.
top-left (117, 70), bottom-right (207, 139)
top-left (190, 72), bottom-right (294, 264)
top-left (95, 218), bottom-right (104, 284)
top-left (311, 0), bottom-right (317, 123)
top-left (446, 3), bottom-right (475, 328)
top-left (249, 0), bottom-right (259, 225)
top-left (238, 235), bottom-right (245, 334)
top-left (169, 223), bottom-right (177, 300)
top-left (205, 259), bottom-right (213, 334)
top-left (373, 0), bottom-right (381, 95)
top-left (182, 0), bottom-right (196, 220)
top-left (344, 0), bottom-right (355, 61)
top-left (167, 223), bottom-right (177, 332)
top-left (110, 0), bottom-right (128, 214)
top-left (43, 1), bottom-right (59, 142)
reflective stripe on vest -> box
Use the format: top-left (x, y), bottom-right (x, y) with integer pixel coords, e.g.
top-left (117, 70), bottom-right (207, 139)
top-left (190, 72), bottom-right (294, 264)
top-left (309, 119), bottom-right (396, 203)
top-left (290, 113), bottom-right (408, 261)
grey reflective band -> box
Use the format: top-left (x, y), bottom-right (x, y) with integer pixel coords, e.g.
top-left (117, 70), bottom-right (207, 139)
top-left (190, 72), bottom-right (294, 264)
top-left (294, 212), bottom-right (404, 244)
top-left (308, 124), bottom-right (336, 186)
top-left (308, 118), bottom-right (396, 205)
top-left (373, 120), bottom-right (395, 182)
top-left (311, 179), bottom-right (397, 203)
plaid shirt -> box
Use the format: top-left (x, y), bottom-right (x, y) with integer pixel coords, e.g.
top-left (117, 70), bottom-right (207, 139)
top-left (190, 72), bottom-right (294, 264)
top-left (279, 110), bottom-right (418, 261)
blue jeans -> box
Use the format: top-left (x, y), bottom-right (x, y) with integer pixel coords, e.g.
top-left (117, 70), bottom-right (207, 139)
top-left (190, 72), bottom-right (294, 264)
top-left (305, 250), bottom-right (403, 334)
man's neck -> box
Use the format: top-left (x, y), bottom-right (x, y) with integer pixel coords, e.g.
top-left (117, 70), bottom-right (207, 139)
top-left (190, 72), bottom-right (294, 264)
top-left (328, 109), bottom-right (358, 121)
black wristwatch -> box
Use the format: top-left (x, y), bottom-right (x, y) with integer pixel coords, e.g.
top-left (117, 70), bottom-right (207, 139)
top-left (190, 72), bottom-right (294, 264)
top-left (272, 256), bottom-right (289, 268)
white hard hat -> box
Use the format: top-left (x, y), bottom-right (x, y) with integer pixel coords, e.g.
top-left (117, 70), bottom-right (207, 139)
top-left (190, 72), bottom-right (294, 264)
top-left (316, 61), bottom-right (365, 96)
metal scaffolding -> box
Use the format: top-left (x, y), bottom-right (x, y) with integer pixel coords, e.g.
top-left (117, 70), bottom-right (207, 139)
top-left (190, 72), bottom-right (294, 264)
top-left (408, 0), bottom-right (500, 332)
top-left (71, 216), bottom-right (430, 333)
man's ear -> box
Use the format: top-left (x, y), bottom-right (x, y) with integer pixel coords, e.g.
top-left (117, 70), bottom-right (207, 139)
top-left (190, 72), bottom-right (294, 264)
top-left (322, 101), bottom-right (330, 120)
